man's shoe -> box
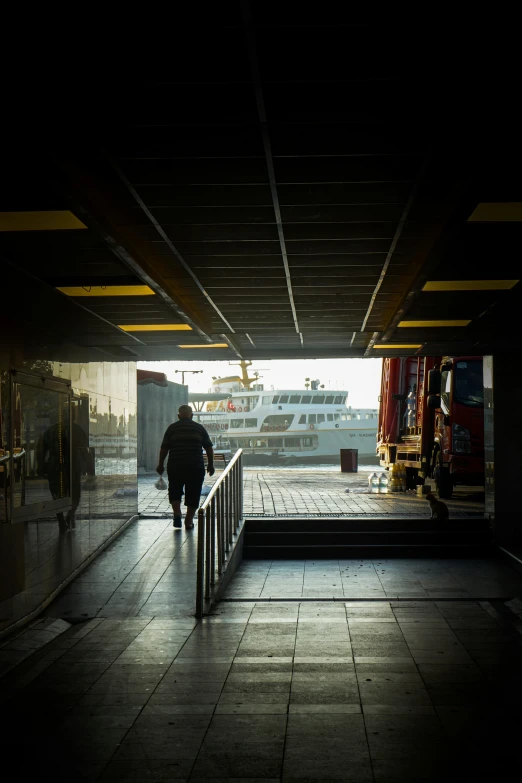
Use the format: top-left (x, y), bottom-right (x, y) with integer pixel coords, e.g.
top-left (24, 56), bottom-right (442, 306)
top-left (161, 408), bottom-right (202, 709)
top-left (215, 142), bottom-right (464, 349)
top-left (173, 516), bottom-right (182, 528)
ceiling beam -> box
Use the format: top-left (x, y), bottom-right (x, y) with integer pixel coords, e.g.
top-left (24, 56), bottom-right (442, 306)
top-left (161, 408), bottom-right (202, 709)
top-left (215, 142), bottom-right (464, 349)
top-left (242, 0), bottom-right (301, 340)
top-left (55, 159), bottom-right (215, 342)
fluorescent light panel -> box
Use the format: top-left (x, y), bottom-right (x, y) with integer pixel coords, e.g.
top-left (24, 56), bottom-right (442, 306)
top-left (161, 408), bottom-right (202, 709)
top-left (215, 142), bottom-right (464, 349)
top-left (398, 320), bottom-right (470, 327)
top-left (118, 324), bottom-right (192, 332)
top-left (58, 285), bottom-right (155, 297)
top-left (373, 344), bottom-right (422, 349)
top-left (178, 344), bottom-right (229, 348)
top-left (468, 202), bottom-right (522, 222)
top-left (423, 280), bottom-right (518, 291)
top-left (0, 210), bottom-right (86, 231)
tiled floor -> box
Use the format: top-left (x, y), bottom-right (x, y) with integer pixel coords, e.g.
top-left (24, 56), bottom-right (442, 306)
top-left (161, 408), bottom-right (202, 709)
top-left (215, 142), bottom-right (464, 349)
top-left (139, 470), bottom-right (485, 519)
top-left (2, 484), bottom-right (520, 780)
top-left (2, 596), bottom-right (521, 780)
top-left (224, 558), bottom-right (522, 600)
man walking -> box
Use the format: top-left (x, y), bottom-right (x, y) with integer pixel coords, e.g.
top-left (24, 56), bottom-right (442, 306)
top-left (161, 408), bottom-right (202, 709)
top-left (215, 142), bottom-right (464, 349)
top-left (156, 404), bottom-right (215, 529)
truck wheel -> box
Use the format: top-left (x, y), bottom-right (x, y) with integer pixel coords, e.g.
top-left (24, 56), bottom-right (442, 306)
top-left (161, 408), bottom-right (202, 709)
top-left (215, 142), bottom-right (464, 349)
top-left (435, 455), bottom-right (453, 499)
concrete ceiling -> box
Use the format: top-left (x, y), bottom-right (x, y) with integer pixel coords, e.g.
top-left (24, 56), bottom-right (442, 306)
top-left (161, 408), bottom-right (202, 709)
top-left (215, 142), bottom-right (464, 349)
top-left (1, 10), bottom-right (520, 363)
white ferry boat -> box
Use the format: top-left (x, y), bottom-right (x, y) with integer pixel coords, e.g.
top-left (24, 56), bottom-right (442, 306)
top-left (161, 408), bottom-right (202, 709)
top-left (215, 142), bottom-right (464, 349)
top-left (192, 362), bottom-right (378, 465)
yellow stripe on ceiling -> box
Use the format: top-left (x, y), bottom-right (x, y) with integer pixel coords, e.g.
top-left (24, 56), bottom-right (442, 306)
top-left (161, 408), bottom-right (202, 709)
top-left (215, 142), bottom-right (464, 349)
top-left (398, 320), bottom-right (470, 327)
top-left (0, 210), bottom-right (87, 231)
top-left (422, 280), bottom-right (519, 291)
top-left (468, 202), bottom-right (522, 222)
top-left (178, 344), bottom-right (229, 348)
top-left (118, 324), bottom-right (192, 332)
top-left (373, 344), bottom-right (422, 349)
top-left (58, 285), bottom-right (155, 297)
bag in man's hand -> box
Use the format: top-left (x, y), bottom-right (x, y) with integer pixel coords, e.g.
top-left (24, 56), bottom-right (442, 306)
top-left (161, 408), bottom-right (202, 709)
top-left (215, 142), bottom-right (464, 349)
top-left (154, 476), bottom-right (167, 490)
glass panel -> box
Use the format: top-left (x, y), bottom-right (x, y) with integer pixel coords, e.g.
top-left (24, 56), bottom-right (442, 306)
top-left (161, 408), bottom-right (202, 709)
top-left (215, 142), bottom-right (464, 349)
top-left (289, 395), bottom-right (301, 404)
top-left (317, 414), bottom-right (325, 423)
top-left (261, 415), bottom-right (294, 431)
top-left (262, 396), bottom-right (271, 405)
top-left (231, 419), bottom-right (244, 429)
top-left (301, 395), bottom-right (312, 404)
top-left (284, 437), bottom-right (300, 447)
top-left (0, 370), bottom-right (8, 522)
top-left (311, 395), bottom-right (324, 404)
top-left (327, 413), bottom-right (334, 421)
top-left (299, 414), bottom-right (306, 424)
top-left (245, 418), bottom-right (257, 427)
top-left (279, 395), bottom-right (289, 404)
top-left (308, 414), bottom-right (317, 424)
top-left (334, 395), bottom-right (343, 404)
top-left (272, 395), bottom-right (280, 404)
top-left (12, 381), bottom-right (71, 511)
top-left (342, 414), bottom-right (347, 421)
top-left (325, 395), bottom-right (334, 404)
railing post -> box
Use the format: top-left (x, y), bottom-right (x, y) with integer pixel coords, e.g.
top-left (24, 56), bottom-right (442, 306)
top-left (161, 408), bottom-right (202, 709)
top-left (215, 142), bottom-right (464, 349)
top-left (239, 453), bottom-right (243, 520)
top-left (210, 495), bottom-right (216, 586)
top-left (205, 506), bottom-right (211, 599)
top-left (196, 508), bottom-right (205, 619)
top-left (220, 483), bottom-right (225, 565)
top-left (216, 486), bottom-right (223, 575)
top-left (228, 470), bottom-right (233, 548)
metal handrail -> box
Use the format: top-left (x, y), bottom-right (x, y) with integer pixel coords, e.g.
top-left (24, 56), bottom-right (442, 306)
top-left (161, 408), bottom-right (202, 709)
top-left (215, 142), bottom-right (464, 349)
top-left (196, 448), bottom-right (243, 618)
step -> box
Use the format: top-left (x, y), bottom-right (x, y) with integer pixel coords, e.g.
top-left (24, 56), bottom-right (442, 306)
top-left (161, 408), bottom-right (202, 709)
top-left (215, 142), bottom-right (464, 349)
top-left (244, 530), bottom-right (492, 547)
top-left (243, 543), bottom-right (494, 559)
top-left (245, 518), bottom-right (488, 533)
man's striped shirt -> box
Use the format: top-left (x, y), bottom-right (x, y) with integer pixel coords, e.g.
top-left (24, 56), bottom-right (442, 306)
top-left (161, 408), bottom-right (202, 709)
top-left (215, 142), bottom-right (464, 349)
top-left (161, 419), bottom-right (212, 467)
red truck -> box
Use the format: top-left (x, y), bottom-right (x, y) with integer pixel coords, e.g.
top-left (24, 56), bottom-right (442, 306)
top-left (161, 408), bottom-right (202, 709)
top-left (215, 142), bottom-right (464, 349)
top-left (377, 356), bottom-right (484, 498)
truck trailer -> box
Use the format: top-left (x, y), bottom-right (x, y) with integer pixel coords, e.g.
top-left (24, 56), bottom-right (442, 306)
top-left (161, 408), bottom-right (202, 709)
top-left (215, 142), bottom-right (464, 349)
top-left (377, 356), bottom-right (484, 498)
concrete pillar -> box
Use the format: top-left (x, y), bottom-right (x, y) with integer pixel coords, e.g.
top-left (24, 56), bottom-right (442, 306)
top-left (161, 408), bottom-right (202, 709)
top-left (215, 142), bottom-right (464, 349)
top-left (487, 354), bottom-right (521, 545)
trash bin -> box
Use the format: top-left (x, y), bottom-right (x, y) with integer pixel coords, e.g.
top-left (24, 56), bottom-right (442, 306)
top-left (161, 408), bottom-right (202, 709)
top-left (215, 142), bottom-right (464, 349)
top-left (340, 448), bottom-right (358, 473)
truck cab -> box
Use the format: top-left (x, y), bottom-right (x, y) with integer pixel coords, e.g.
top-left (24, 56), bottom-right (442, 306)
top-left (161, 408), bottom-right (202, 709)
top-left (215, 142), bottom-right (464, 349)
top-left (429, 356), bottom-right (484, 497)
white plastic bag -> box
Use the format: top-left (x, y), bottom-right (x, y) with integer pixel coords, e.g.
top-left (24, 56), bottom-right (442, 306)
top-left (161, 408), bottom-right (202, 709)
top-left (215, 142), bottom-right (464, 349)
top-left (154, 476), bottom-right (167, 490)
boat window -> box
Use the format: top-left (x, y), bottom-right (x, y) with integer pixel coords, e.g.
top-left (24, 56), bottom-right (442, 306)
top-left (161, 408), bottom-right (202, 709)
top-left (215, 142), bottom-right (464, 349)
top-left (312, 395), bottom-right (324, 404)
top-left (308, 414), bottom-right (317, 424)
top-left (301, 395), bottom-right (312, 404)
top-left (290, 395), bottom-right (301, 404)
top-left (245, 418), bottom-right (257, 427)
top-left (299, 414), bottom-right (306, 424)
top-left (317, 414), bottom-right (325, 423)
top-left (231, 419), bottom-right (244, 429)
top-left (228, 438), bottom-right (238, 449)
top-left (325, 395), bottom-right (334, 404)
top-left (279, 395), bottom-right (289, 404)
top-left (272, 395), bottom-right (280, 404)
top-left (261, 414), bottom-right (294, 432)
top-left (327, 413), bottom-right (334, 422)
top-left (238, 438), bottom-right (251, 447)
top-left (262, 396), bottom-right (271, 405)
top-left (341, 413), bottom-right (347, 421)
top-left (303, 437), bottom-right (312, 446)
top-left (250, 396), bottom-right (259, 407)
top-left (334, 414), bottom-right (340, 421)
top-left (357, 414), bottom-right (361, 419)
top-left (284, 437), bottom-right (300, 447)
top-left (334, 395), bottom-right (344, 404)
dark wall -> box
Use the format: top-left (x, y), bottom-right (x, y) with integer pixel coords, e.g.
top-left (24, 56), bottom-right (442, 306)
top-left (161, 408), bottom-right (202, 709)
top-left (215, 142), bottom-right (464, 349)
top-left (489, 354), bottom-right (521, 545)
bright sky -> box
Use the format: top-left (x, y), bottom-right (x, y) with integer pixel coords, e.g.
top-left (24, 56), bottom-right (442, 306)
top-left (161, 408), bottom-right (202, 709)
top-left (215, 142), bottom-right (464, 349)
top-left (138, 358), bottom-right (383, 409)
